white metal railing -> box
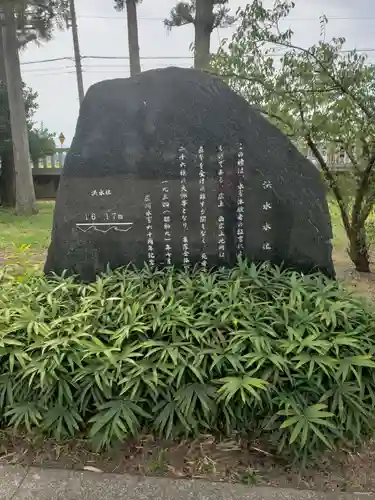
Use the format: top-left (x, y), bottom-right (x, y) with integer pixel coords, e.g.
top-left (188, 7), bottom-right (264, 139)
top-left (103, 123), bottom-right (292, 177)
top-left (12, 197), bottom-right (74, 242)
top-left (30, 149), bottom-right (68, 170)
top-left (30, 145), bottom-right (353, 172)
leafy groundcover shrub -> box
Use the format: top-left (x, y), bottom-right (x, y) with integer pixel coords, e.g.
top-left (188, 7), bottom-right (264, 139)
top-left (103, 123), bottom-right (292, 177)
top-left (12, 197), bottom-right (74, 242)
top-left (0, 261), bottom-right (375, 462)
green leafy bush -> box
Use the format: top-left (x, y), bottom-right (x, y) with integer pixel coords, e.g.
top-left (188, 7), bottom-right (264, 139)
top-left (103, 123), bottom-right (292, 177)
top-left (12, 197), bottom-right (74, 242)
top-left (0, 262), bottom-right (374, 462)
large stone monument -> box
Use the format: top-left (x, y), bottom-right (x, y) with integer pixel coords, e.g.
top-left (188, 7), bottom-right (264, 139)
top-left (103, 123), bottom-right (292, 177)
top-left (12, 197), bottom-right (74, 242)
top-left (44, 67), bottom-right (335, 281)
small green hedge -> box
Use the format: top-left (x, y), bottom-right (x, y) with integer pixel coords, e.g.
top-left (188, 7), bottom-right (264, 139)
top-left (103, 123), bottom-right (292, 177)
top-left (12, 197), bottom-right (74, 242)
top-left (0, 262), bottom-right (375, 462)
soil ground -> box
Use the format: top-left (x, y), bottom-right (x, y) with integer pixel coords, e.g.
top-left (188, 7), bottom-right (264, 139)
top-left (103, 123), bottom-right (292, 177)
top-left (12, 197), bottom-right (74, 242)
top-left (0, 432), bottom-right (374, 493)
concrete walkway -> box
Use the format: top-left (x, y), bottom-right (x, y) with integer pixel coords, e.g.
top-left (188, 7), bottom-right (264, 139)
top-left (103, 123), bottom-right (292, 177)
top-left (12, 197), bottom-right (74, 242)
top-left (0, 465), bottom-right (371, 500)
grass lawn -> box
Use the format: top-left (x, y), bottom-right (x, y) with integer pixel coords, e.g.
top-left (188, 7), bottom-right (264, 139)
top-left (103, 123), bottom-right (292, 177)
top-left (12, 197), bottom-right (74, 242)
top-left (0, 201), bottom-right (54, 254)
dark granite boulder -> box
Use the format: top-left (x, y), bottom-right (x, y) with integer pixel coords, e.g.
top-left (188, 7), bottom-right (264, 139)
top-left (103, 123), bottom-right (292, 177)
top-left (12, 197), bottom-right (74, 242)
top-left (44, 66), bottom-right (334, 281)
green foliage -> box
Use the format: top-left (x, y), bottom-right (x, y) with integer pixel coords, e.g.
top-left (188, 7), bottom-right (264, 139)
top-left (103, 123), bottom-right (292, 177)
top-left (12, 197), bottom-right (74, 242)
top-left (0, 262), bottom-right (374, 463)
top-left (0, 81), bottom-right (38, 159)
top-left (29, 126), bottom-right (56, 163)
top-left (0, 83), bottom-right (55, 161)
top-left (0, 0), bottom-right (69, 167)
top-left (164, 0), bottom-right (233, 31)
top-left (213, 1), bottom-right (375, 147)
top-left (13, 0), bottom-right (70, 47)
top-left (114, 0), bottom-right (142, 10)
top-left (164, 0), bottom-right (235, 69)
top-left (211, 0), bottom-right (375, 272)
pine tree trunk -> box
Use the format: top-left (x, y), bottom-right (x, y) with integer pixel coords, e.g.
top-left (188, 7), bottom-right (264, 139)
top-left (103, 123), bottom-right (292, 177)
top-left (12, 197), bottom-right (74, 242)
top-left (348, 225), bottom-right (371, 273)
top-left (1, 3), bottom-right (37, 215)
top-left (194, 0), bottom-right (213, 70)
top-left (194, 26), bottom-right (211, 69)
top-left (126, 0), bottom-right (141, 77)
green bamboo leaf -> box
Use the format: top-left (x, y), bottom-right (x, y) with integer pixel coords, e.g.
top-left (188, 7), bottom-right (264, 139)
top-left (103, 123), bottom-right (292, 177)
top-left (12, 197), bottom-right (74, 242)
top-left (289, 419), bottom-right (305, 445)
top-left (310, 423), bottom-right (334, 449)
top-left (279, 416), bottom-right (300, 429)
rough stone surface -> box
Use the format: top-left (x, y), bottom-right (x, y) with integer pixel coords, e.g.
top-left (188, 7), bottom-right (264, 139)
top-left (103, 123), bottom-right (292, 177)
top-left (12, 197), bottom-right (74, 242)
top-left (79, 473), bottom-right (368, 500)
top-left (14, 468), bottom-right (81, 499)
top-left (0, 465), bottom-right (28, 499)
top-left (6, 466), bottom-right (369, 500)
top-left (44, 67), bottom-right (334, 281)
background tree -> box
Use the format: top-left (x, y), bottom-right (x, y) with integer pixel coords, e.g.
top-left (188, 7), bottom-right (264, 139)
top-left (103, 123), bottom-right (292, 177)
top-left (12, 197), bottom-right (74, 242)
top-left (29, 125), bottom-right (56, 166)
top-left (2, 0), bottom-right (37, 215)
top-left (114, 0), bottom-right (141, 76)
top-left (0, 0), bottom-right (69, 210)
top-left (0, 80), bottom-right (37, 206)
top-left (165, 0), bottom-right (234, 70)
top-left (212, 0), bottom-right (375, 273)
top-left (0, 84), bottom-right (56, 206)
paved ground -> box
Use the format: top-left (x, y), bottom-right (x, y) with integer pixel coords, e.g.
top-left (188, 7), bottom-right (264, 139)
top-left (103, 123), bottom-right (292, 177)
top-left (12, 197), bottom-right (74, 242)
top-left (0, 466), bottom-right (372, 500)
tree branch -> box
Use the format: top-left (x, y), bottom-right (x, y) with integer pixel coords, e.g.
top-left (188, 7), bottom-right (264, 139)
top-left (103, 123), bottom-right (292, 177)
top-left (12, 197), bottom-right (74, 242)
top-left (359, 193), bottom-right (375, 228)
top-left (343, 145), bottom-right (361, 176)
top-left (164, 2), bottom-right (195, 30)
top-left (211, 69), bottom-right (340, 96)
top-left (330, 139), bottom-right (361, 176)
top-left (297, 103), bottom-right (351, 236)
top-left (252, 106), bottom-right (295, 133)
top-left (305, 132), bottom-right (351, 236)
top-left (351, 147), bottom-right (375, 229)
top-left (256, 37), bottom-right (373, 120)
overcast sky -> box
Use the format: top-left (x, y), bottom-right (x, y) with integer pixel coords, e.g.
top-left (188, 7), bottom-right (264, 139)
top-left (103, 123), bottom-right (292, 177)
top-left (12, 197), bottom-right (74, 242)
top-left (19, 0), bottom-right (375, 147)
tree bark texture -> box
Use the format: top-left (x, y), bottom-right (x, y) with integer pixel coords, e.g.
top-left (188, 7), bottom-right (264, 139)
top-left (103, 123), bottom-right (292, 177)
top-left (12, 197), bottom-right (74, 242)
top-left (348, 225), bottom-right (371, 273)
top-left (126, 0), bottom-right (141, 76)
top-left (1, 2), bottom-right (37, 215)
top-left (194, 0), bottom-right (214, 70)
top-left (0, 29), bottom-right (15, 207)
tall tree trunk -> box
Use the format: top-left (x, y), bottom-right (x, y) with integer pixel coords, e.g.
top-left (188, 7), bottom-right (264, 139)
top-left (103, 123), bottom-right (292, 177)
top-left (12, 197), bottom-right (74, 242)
top-left (0, 26), bottom-right (15, 207)
top-left (126, 0), bottom-right (141, 76)
top-left (1, 2), bottom-right (37, 215)
top-left (194, 0), bottom-right (213, 70)
top-left (69, 0), bottom-right (84, 104)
